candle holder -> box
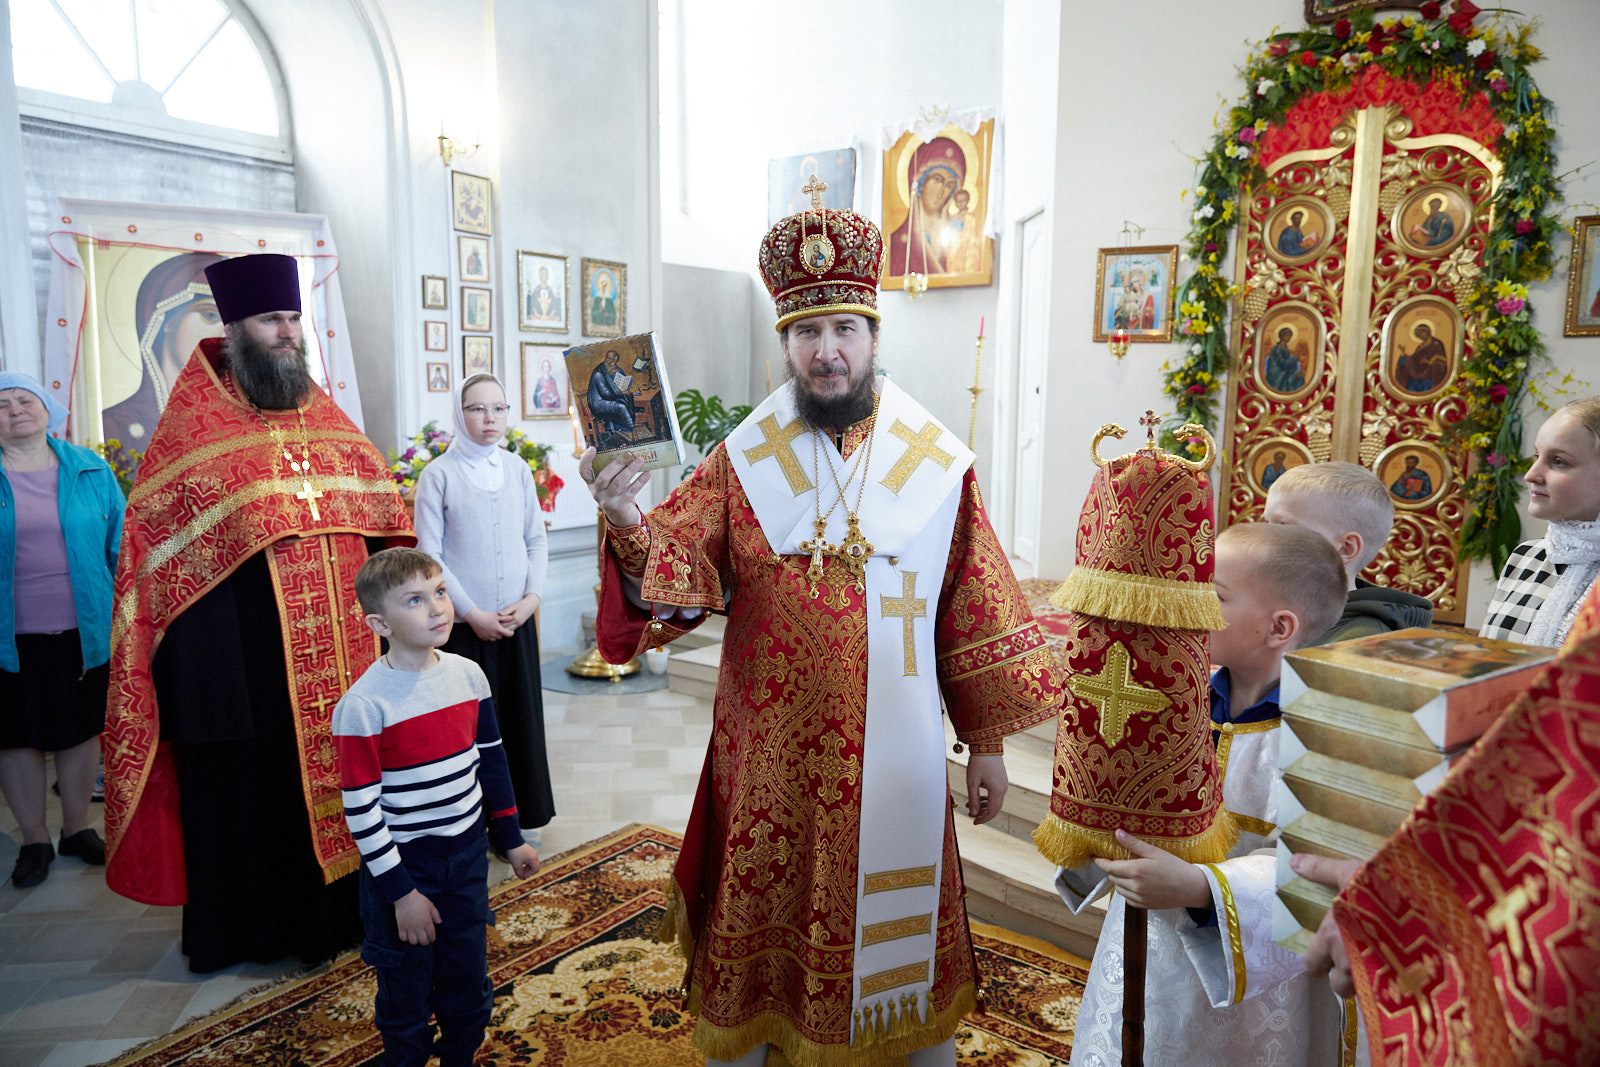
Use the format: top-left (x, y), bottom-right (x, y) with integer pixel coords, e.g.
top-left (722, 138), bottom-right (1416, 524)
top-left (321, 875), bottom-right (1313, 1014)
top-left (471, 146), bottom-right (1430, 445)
top-left (1108, 327), bottom-right (1132, 360)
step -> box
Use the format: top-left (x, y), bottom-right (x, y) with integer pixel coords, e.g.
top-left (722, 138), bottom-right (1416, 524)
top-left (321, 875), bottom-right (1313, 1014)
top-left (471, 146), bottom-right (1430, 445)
top-left (945, 720), bottom-right (1054, 847)
top-left (667, 642), bottom-right (721, 702)
top-left (956, 817), bottom-right (1105, 961)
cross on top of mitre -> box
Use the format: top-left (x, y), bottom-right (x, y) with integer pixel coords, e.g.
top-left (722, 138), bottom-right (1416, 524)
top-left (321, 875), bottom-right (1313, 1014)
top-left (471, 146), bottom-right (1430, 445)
top-left (802, 174), bottom-right (828, 211)
top-left (1139, 409), bottom-right (1160, 447)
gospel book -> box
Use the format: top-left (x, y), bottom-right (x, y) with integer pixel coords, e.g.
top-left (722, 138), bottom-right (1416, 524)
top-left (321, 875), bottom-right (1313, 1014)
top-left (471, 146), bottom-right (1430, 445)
top-left (565, 332), bottom-right (685, 476)
top-left (1281, 628), bottom-right (1553, 751)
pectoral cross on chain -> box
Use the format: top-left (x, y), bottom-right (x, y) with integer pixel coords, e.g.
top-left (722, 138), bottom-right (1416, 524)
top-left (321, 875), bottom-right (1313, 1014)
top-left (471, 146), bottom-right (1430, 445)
top-left (799, 519), bottom-right (837, 597)
top-left (879, 571), bottom-right (927, 676)
top-left (296, 480), bottom-right (324, 521)
top-left (802, 174), bottom-right (828, 210)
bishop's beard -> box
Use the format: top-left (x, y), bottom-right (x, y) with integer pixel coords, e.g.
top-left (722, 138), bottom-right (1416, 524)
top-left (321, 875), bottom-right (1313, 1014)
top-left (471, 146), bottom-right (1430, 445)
top-left (789, 357), bottom-right (877, 433)
top-left (224, 328), bottom-right (311, 410)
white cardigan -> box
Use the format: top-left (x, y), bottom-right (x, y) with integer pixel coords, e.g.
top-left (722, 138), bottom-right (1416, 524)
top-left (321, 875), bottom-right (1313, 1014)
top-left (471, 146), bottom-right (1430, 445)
top-left (413, 449), bottom-right (548, 618)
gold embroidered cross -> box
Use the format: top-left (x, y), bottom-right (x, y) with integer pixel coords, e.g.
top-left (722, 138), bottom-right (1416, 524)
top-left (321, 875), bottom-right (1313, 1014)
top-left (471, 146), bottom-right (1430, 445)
top-left (879, 571), bottom-right (927, 676)
top-left (1484, 873), bottom-right (1536, 973)
top-left (802, 174), bottom-right (828, 210)
top-left (296, 479), bottom-right (325, 521)
top-left (743, 414), bottom-right (813, 496)
top-left (1068, 642), bottom-right (1170, 746)
top-left (880, 419), bottom-right (954, 494)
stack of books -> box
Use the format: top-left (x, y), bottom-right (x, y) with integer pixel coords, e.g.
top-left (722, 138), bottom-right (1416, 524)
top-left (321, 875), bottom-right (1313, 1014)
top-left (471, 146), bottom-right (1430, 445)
top-left (1270, 628), bottom-right (1554, 951)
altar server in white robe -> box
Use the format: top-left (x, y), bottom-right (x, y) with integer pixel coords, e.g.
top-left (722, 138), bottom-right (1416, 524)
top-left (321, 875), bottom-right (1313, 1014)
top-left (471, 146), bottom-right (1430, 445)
top-left (1055, 524), bottom-right (1364, 1066)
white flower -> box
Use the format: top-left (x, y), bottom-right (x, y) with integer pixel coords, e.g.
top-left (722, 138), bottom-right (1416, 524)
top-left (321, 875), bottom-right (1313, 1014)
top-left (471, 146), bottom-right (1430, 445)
top-left (1229, 144), bottom-right (1253, 160)
top-left (1196, 186), bottom-right (1208, 196)
top-left (1191, 344), bottom-right (1203, 355)
top-left (1257, 78), bottom-right (1276, 96)
top-left (1466, 39), bottom-right (1486, 56)
top-left (1341, 52), bottom-right (1361, 69)
top-left (1200, 204), bottom-right (1216, 218)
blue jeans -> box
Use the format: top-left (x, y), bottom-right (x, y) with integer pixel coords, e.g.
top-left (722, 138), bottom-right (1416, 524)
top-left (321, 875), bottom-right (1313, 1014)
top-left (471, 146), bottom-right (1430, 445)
top-left (358, 835), bottom-right (494, 1067)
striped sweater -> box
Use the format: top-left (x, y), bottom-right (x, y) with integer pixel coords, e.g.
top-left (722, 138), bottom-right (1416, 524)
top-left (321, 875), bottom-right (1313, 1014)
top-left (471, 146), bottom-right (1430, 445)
top-left (333, 651), bottom-right (522, 902)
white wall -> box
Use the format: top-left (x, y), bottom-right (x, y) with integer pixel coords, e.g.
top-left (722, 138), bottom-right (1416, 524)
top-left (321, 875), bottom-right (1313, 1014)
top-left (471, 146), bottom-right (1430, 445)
top-left (663, 0), bottom-right (1007, 446)
top-left (1039, 0), bottom-right (1600, 629)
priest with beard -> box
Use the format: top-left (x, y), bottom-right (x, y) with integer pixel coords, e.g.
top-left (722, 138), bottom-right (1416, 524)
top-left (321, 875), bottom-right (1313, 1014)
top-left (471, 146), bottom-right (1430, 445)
top-left (103, 254), bottom-right (411, 972)
top-left (582, 196), bottom-right (1062, 1066)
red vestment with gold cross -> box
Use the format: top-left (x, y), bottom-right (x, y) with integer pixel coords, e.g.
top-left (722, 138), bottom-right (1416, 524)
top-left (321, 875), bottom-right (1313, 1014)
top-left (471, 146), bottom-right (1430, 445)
top-left (596, 421), bottom-right (1061, 1066)
top-left (104, 337), bottom-right (411, 906)
top-left (1334, 582), bottom-right (1600, 1065)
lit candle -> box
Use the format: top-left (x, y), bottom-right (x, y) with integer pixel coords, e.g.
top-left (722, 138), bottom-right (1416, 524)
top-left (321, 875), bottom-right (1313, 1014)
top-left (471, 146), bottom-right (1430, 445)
top-left (569, 403), bottom-right (583, 457)
top-left (978, 316), bottom-right (985, 340)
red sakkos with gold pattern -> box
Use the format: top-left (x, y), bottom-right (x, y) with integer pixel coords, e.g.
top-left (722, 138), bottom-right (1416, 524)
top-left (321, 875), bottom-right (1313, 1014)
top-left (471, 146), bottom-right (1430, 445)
top-left (1333, 581), bottom-right (1600, 1066)
top-left (1035, 427), bottom-right (1234, 868)
top-left (595, 425), bottom-right (1060, 1065)
top-left (104, 337), bottom-right (411, 905)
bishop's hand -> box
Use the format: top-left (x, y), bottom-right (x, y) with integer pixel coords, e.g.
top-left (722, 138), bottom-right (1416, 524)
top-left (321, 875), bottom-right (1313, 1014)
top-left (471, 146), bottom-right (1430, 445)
top-left (581, 447), bottom-right (650, 529)
top-left (1291, 852), bottom-right (1361, 996)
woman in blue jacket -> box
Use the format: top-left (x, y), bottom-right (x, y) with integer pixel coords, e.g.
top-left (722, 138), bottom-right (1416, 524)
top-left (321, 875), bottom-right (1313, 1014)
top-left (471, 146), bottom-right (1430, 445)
top-left (0, 373), bottom-right (123, 888)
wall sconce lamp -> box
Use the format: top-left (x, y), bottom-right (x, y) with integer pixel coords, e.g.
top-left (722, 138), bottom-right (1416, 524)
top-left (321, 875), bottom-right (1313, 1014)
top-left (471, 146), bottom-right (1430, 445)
top-left (1107, 220), bottom-right (1145, 360)
top-left (438, 132), bottom-right (480, 167)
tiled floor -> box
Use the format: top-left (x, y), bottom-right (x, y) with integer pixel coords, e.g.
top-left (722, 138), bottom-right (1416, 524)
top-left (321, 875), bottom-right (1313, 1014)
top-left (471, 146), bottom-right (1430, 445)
top-left (0, 665), bottom-right (709, 1067)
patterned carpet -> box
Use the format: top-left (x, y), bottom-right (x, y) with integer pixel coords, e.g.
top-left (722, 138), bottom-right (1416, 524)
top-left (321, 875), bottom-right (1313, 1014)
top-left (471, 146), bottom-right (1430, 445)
top-left (99, 825), bottom-right (1087, 1066)
top-left (1020, 577), bottom-right (1071, 666)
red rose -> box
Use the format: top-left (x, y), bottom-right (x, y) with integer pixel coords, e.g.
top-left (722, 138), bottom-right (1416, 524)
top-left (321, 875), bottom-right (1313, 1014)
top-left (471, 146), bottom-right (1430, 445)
top-left (1334, 18), bottom-right (1352, 38)
top-left (1475, 49), bottom-right (1496, 70)
top-left (1488, 384), bottom-right (1509, 404)
top-left (1301, 50), bottom-right (1318, 66)
top-left (1368, 24), bottom-right (1388, 47)
top-left (1269, 40), bottom-right (1289, 57)
top-left (1420, 1), bottom-right (1441, 18)
top-left (1186, 383), bottom-right (1207, 396)
top-left (1204, 241), bottom-right (1219, 253)
top-left (1515, 218), bottom-right (1535, 235)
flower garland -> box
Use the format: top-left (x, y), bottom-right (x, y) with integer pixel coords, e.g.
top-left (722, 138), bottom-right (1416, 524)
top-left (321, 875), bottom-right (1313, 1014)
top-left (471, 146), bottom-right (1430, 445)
top-left (389, 421), bottom-right (564, 512)
top-left (1165, 0), bottom-right (1561, 569)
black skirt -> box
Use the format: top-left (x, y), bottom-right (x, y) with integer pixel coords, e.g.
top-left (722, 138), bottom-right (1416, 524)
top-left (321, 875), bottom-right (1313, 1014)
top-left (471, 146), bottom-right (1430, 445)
top-left (442, 619), bottom-right (555, 829)
top-left (0, 630), bottom-right (107, 750)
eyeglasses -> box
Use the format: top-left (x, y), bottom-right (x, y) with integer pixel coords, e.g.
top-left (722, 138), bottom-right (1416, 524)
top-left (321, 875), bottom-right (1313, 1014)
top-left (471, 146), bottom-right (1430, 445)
top-left (463, 404), bottom-right (511, 417)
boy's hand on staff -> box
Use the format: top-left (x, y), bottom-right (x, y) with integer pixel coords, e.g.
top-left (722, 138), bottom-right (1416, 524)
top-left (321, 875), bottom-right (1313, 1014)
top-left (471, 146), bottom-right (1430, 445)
top-left (394, 889), bottom-right (441, 945)
top-left (1093, 829), bottom-right (1212, 911)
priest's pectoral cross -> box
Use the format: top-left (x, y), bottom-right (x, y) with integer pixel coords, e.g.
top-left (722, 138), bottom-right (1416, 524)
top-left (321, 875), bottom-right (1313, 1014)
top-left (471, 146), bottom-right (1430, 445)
top-left (296, 479), bottom-right (325, 521)
top-left (799, 519), bottom-right (837, 597)
top-left (880, 571), bottom-right (927, 676)
top-left (1067, 641), bottom-right (1171, 746)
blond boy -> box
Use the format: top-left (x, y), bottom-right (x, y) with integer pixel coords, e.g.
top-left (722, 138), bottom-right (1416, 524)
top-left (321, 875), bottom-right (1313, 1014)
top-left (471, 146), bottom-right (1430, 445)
top-left (1264, 461), bottom-right (1432, 643)
top-left (1055, 524), bottom-right (1356, 1066)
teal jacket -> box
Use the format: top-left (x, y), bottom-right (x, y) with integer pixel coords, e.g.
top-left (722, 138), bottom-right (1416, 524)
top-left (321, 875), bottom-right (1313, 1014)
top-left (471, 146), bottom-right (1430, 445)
top-left (0, 437), bottom-right (125, 672)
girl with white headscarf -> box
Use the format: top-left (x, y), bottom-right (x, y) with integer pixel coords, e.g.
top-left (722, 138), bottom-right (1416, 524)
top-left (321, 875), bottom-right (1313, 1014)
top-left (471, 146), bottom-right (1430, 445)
top-left (414, 374), bottom-right (554, 842)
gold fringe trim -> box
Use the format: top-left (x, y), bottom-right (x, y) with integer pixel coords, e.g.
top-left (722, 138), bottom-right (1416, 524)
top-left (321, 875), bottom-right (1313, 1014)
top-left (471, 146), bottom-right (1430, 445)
top-left (1049, 566), bottom-right (1226, 631)
top-left (656, 876), bottom-right (697, 968)
top-left (319, 852), bottom-right (361, 884)
top-left (1031, 809), bottom-right (1239, 870)
top-left (693, 982), bottom-right (975, 1067)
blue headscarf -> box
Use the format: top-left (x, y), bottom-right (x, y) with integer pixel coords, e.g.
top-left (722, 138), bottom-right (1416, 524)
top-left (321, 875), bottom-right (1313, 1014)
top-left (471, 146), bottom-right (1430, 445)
top-left (0, 371), bottom-right (70, 435)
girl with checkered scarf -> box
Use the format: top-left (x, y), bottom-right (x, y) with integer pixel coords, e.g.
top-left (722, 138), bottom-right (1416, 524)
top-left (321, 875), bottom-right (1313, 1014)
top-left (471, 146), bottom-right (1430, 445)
top-left (1480, 397), bottom-right (1600, 647)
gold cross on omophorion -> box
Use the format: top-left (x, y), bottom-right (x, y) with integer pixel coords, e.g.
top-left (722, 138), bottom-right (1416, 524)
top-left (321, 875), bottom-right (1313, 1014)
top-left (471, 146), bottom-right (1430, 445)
top-left (881, 419), bottom-right (955, 493)
top-left (1139, 409), bottom-right (1160, 446)
top-left (802, 174), bottom-right (828, 210)
top-left (742, 415), bottom-right (813, 495)
top-left (296, 479), bottom-right (325, 521)
top-left (1068, 642), bottom-right (1170, 746)
top-left (879, 571), bottom-right (927, 676)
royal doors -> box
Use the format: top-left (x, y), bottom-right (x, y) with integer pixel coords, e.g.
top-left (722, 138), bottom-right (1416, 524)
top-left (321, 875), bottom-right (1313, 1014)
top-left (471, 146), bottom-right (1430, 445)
top-left (1220, 76), bottom-right (1503, 624)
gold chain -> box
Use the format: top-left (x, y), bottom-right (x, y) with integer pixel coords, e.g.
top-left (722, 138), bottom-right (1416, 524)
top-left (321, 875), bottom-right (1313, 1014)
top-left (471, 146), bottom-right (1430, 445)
top-left (237, 377), bottom-right (323, 520)
top-left (799, 390), bottom-right (881, 596)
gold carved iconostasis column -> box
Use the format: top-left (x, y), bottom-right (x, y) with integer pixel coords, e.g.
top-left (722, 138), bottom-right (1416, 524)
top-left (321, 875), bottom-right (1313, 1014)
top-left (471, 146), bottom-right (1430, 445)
top-left (1220, 81), bottom-right (1504, 626)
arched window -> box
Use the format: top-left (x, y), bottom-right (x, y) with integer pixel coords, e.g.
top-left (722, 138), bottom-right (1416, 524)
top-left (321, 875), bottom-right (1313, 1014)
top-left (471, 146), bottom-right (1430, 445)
top-left (10, 0), bottom-right (290, 160)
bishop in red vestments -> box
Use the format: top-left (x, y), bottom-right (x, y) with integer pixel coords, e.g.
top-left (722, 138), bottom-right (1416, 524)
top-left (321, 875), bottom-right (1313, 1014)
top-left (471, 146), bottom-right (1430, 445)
top-left (583, 193), bottom-right (1062, 1066)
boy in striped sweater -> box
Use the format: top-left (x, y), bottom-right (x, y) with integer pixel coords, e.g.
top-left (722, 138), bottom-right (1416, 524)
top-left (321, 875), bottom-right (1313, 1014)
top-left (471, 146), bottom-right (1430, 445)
top-left (335, 547), bottom-right (540, 1067)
